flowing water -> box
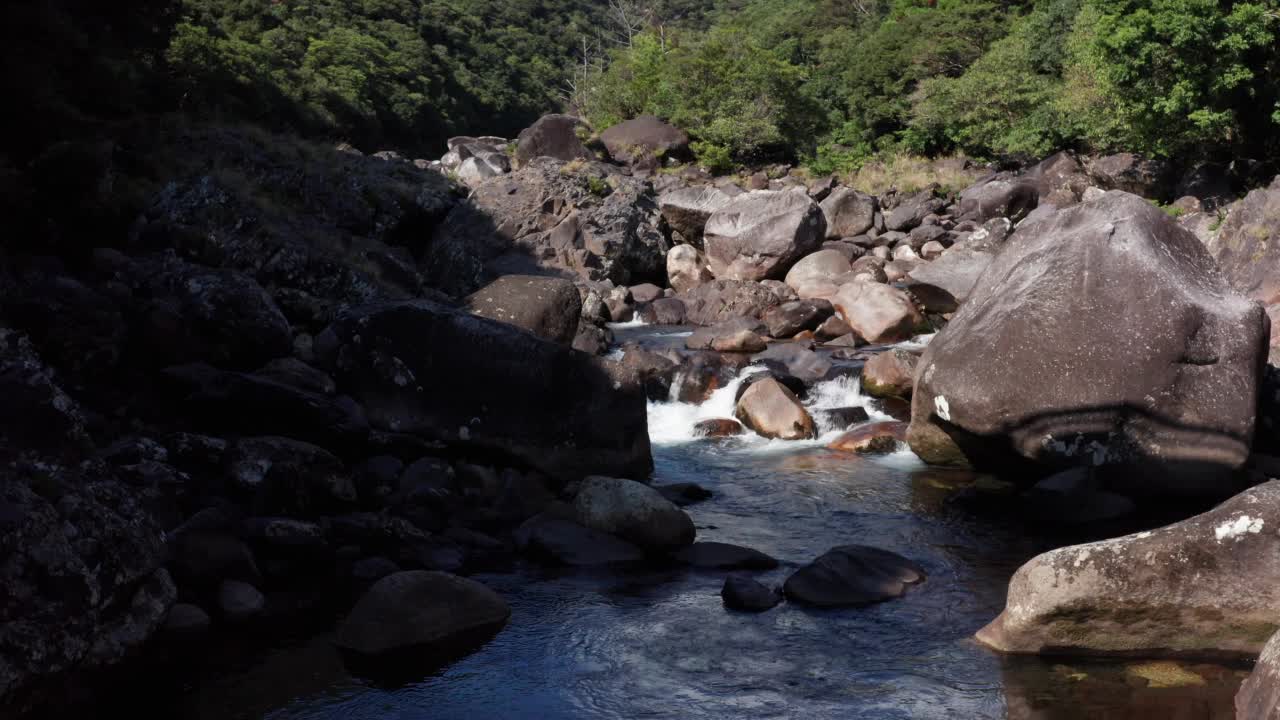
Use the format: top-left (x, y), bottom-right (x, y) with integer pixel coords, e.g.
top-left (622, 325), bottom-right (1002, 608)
top-left (164, 326), bottom-right (1246, 719)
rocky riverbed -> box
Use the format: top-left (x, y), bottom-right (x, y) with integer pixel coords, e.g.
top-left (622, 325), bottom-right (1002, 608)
top-left (6, 112), bottom-right (1280, 719)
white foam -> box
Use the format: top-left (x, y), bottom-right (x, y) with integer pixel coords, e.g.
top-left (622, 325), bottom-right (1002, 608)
top-left (607, 317), bottom-right (649, 329)
top-left (647, 366), bottom-right (895, 450)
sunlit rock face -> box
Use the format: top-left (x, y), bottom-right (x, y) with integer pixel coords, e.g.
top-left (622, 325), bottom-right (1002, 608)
top-left (907, 191), bottom-right (1269, 497)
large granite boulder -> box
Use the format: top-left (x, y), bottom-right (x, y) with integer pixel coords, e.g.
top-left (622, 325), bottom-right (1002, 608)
top-left (1238, 628), bottom-right (1280, 719)
top-left (1207, 176), bottom-right (1280, 348)
top-left (600, 115), bottom-right (689, 166)
top-left (573, 476), bottom-right (695, 550)
top-left (831, 282), bottom-right (927, 344)
top-left (734, 377), bottom-right (816, 440)
top-left (978, 481), bottom-right (1280, 659)
top-left (957, 178), bottom-right (1039, 223)
top-left (335, 571), bottom-right (510, 656)
top-left (904, 247), bottom-right (995, 314)
top-left (704, 190), bottom-right (826, 281)
top-left (513, 114), bottom-right (591, 168)
top-left (784, 249), bottom-right (852, 299)
top-left (907, 191), bottom-right (1268, 496)
top-left (679, 280), bottom-right (783, 326)
top-left (465, 275), bottom-right (582, 345)
top-left (316, 299), bottom-right (652, 480)
top-left (658, 185), bottom-right (738, 246)
top-left (819, 188), bottom-right (878, 239)
top-left (426, 158), bottom-right (668, 296)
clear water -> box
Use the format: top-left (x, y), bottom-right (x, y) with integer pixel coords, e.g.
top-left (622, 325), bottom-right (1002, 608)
top-left (167, 329), bottom-right (1247, 720)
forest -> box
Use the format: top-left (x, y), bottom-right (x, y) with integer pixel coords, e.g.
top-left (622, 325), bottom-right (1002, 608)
top-left (4, 0), bottom-right (1279, 171)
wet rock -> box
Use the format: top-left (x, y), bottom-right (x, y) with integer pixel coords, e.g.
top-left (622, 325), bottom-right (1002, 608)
top-left (1237, 629), bottom-right (1280, 719)
top-left (218, 580), bottom-right (265, 623)
top-left (615, 345), bottom-right (679, 401)
top-left (977, 480), bottom-right (1280, 658)
top-left (659, 186), bottom-right (737, 245)
top-left (862, 349), bottom-right (919, 398)
top-left (668, 352), bottom-right (747, 403)
top-left (573, 476), bottom-right (696, 551)
top-left (693, 418), bottom-right (746, 438)
top-left (784, 545), bottom-right (925, 607)
top-left (465, 275), bottom-right (582, 345)
top-left (335, 571), bottom-right (510, 656)
top-left (675, 542), bottom-right (778, 570)
top-left (752, 343), bottom-right (831, 384)
top-left (832, 282), bottom-right (927, 345)
top-left (828, 422), bottom-right (908, 454)
top-left (816, 315), bottom-right (854, 340)
top-left (904, 248), bottom-right (995, 314)
top-left (667, 244), bottom-right (714, 294)
top-left (317, 299), bottom-right (651, 480)
top-left (711, 329), bottom-right (768, 354)
top-left (514, 512), bottom-right (645, 566)
top-left (228, 437), bottom-right (356, 517)
top-left (734, 370), bottom-right (807, 404)
top-left (734, 377), bottom-right (817, 441)
top-left (163, 604), bottom-right (211, 634)
top-left (680, 280), bottom-right (781, 326)
top-left (638, 297), bottom-right (687, 326)
top-left (721, 574), bottom-right (783, 612)
top-left (514, 114), bottom-right (591, 168)
top-left (908, 192), bottom-right (1267, 495)
top-left (600, 115), bottom-right (689, 166)
top-left (820, 188), bottom-right (878, 239)
top-left (814, 407), bottom-right (871, 430)
top-left (704, 190), bottom-right (826, 281)
top-left (763, 299), bottom-right (834, 339)
top-left (654, 483), bottom-right (714, 507)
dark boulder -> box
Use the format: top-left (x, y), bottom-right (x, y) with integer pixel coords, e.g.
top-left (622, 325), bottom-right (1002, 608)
top-left (680, 280), bottom-right (782, 326)
top-left (904, 248), bottom-right (995, 314)
top-left (1087, 153), bottom-right (1172, 200)
top-left (514, 114), bottom-right (592, 168)
top-left (514, 513), bottom-right (645, 566)
top-left (819, 188), bottom-right (878, 239)
top-left (783, 545), bottom-right (925, 607)
top-left (654, 482), bottom-right (713, 506)
top-left (227, 436), bottom-right (357, 517)
top-left (600, 115), bottom-right (689, 166)
top-left (957, 179), bottom-right (1039, 223)
top-left (573, 476), bottom-right (696, 551)
top-left (675, 542), bottom-right (778, 570)
top-left (693, 418), bottom-right (745, 438)
top-left (316, 300), bottom-right (652, 480)
top-left (908, 191), bottom-right (1268, 496)
top-left (763, 299), bottom-right (834, 339)
top-left (721, 575), bottom-right (783, 612)
top-left (465, 275), bottom-right (582, 345)
top-left (334, 571), bottom-right (510, 656)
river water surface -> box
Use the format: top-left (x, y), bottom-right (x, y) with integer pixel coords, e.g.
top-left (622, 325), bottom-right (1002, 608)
top-left (170, 326), bottom-right (1246, 719)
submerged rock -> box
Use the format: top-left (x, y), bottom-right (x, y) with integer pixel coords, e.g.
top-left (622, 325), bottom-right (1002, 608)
top-left (784, 545), bottom-right (925, 607)
top-left (908, 191), bottom-right (1268, 496)
top-left (514, 513), bottom-right (645, 566)
top-left (722, 575), bottom-right (784, 612)
top-left (693, 418), bottom-right (745, 438)
top-left (335, 571), bottom-right (510, 656)
top-left (654, 482), bottom-right (714, 507)
top-left (977, 480), bottom-right (1280, 658)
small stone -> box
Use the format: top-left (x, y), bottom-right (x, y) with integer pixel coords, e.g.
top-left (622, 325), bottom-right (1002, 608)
top-left (722, 574), bottom-right (783, 612)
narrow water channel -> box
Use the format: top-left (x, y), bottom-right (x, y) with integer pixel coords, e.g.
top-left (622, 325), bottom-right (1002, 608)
top-left (163, 327), bottom-right (1246, 719)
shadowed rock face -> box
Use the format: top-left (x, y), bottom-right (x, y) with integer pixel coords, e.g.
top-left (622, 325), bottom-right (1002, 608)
top-left (465, 275), bottom-right (582, 345)
top-left (316, 299), bottom-right (652, 481)
top-left (978, 481), bottom-right (1280, 660)
top-left (907, 191), bottom-right (1269, 496)
top-left (1238, 628), bottom-right (1280, 719)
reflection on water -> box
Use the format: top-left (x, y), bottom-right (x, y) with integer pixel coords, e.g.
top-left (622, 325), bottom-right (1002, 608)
top-left (161, 329), bottom-right (1243, 719)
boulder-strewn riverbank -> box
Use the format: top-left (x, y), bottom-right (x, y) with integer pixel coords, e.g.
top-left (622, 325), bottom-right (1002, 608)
top-left (5, 110), bottom-right (1280, 717)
